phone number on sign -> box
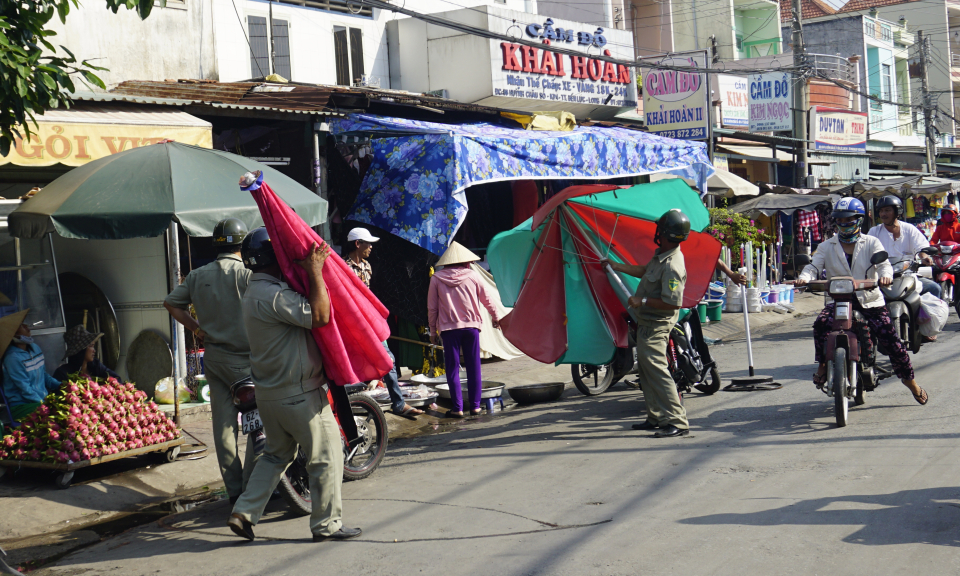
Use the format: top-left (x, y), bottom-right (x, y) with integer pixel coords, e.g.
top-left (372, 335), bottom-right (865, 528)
top-left (651, 127), bottom-right (707, 140)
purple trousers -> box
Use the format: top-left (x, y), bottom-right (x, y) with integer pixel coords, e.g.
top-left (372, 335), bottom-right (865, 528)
top-left (441, 328), bottom-right (482, 412)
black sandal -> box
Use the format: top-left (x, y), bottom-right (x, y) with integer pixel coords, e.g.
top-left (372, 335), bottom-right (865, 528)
top-left (470, 409), bottom-right (483, 416)
top-left (444, 410), bottom-right (464, 419)
top-left (813, 371), bottom-right (828, 386)
top-left (912, 388), bottom-right (929, 405)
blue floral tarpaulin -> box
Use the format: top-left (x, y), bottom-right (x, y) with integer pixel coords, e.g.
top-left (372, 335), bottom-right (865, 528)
top-left (329, 114), bottom-right (714, 255)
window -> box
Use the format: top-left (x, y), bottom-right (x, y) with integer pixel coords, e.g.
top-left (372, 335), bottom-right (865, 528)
top-left (334, 26), bottom-right (365, 86)
top-left (881, 25), bottom-right (892, 42)
top-left (735, 35), bottom-right (744, 52)
top-left (249, 16), bottom-right (269, 78)
top-left (275, 0), bottom-right (371, 18)
top-left (272, 20), bottom-right (291, 79)
top-left (882, 63), bottom-right (892, 101)
top-left (864, 19), bottom-right (876, 38)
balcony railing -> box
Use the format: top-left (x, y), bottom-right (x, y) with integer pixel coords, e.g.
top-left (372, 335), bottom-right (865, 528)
top-left (953, 52), bottom-right (960, 68)
top-left (806, 53), bottom-right (858, 84)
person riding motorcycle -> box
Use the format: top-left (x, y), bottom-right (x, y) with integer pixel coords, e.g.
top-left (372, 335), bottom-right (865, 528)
top-left (796, 198), bottom-right (929, 406)
top-left (867, 195), bottom-right (939, 298)
top-left (930, 205), bottom-right (960, 244)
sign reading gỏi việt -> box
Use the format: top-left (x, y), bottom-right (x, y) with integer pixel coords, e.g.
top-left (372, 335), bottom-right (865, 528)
top-left (811, 107), bottom-right (867, 151)
top-left (748, 72), bottom-right (792, 132)
top-left (717, 75), bottom-right (748, 128)
top-left (641, 52), bottom-right (709, 140)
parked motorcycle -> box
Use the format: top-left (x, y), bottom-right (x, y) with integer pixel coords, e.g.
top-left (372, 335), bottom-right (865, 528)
top-left (571, 310), bottom-right (721, 397)
top-left (796, 251), bottom-right (888, 427)
top-left (927, 241), bottom-right (960, 316)
top-left (881, 253), bottom-right (925, 354)
top-left (230, 377), bottom-right (388, 516)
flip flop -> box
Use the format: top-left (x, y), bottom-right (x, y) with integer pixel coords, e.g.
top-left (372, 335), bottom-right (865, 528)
top-left (444, 410), bottom-right (464, 419)
top-left (394, 405), bottom-right (423, 419)
top-left (913, 388), bottom-right (929, 405)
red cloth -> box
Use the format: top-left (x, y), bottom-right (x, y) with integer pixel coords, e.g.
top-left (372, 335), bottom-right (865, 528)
top-left (931, 221), bottom-right (960, 244)
top-left (249, 181), bottom-right (392, 385)
top-left (511, 180), bottom-right (539, 227)
top-left (795, 209), bottom-right (821, 242)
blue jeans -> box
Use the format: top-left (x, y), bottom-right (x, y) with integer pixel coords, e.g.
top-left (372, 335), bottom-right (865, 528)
top-left (381, 341), bottom-right (406, 413)
top-left (919, 277), bottom-right (941, 299)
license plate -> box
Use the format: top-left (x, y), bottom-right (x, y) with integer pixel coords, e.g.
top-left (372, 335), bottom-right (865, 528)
top-left (241, 409), bottom-right (263, 434)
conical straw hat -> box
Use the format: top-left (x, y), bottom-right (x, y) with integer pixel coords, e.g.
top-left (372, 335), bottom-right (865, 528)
top-left (0, 309), bottom-right (30, 360)
top-left (436, 241), bottom-right (480, 267)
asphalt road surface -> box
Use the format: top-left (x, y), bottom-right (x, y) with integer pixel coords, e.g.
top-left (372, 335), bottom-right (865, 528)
top-left (36, 313), bottom-right (960, 576)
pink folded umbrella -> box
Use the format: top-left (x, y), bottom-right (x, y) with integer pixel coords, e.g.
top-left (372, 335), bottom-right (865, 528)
top-left (244, 172), bottom-right (392, 385)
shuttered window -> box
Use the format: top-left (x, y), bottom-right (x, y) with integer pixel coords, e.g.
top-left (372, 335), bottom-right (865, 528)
top-left (349, 28), bottom-right (364, 86)
top-left (248, 16), bottom-right (269, 78)
top-left (334, 27), bottom-right (350, 86)
top-left (272, 19), bottom-right (291, 80)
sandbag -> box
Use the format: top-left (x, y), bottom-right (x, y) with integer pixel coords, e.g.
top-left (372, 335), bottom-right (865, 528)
top-left (918, 293), bottom-right (948, 337)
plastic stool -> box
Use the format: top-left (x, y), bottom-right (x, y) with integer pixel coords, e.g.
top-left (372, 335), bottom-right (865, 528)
top-left (483, 396), bottom-right (505, 413)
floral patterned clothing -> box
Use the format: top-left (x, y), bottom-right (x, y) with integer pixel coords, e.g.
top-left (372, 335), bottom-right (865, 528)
top-left (812, 303), bottom-right (914, 381)
top-left (346, 258), bottom-right (372, 287)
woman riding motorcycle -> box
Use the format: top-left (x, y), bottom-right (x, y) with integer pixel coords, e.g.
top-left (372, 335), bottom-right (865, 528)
top-left (795, 198), bottom-right (929, 406)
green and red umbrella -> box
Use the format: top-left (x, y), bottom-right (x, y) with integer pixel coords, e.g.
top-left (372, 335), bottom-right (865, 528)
top-left (487, 179), bottom-right (721, 366)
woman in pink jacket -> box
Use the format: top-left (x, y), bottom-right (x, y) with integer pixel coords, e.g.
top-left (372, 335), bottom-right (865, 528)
top-left (428, 242), bottom-right (500, 418)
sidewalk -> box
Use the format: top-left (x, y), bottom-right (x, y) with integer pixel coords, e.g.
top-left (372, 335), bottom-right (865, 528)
top-left (701, 291), bottom-right (822, 342)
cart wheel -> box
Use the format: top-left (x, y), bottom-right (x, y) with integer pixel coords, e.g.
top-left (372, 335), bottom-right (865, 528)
top-left (55, 471), bottom-right (74, 489)
top-left (163, 446), bottom-right (181, 464)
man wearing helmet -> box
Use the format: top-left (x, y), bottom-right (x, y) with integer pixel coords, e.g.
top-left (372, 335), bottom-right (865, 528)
top-left (930, 205), bottom-right (960, 245)
top-left (228, 227), bottom-right (361, 543)
top-left (164, 217), bottom-right (258, 505)
top-left (796, 198), bottom-right (929, 405)
top-left (607, 209), bottom-right (691, 438)
top-left (867, 195), bottom-right (940, 301)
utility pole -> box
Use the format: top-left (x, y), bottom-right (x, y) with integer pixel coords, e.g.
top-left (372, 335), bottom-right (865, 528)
top-left (791, 0), bottom-right (808, 188)
top-left (268, 0), bottom-right (275, 77)
top-left (918, 31), bottom-right (936, 174)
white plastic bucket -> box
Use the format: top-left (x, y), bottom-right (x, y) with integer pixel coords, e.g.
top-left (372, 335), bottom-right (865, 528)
top-left (725, 284), bottom-right (742, 312)
top-left (746, 287), bottom-right (763, 313)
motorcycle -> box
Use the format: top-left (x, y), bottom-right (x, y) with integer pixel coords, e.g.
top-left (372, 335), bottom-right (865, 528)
top-left (795, 251), bottom-right (888, 427)
top-left (571, 309), bottom-right (721, 397)
top-left (881, 252), bottom-right (925, 355)
top-left (927, 241), bottom-right (960, 316)
top-left (230, 378), bottom-right (388, 516)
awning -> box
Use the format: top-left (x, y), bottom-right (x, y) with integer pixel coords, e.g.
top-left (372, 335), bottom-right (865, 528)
top-left (0, 105), bottom-right (212, 168)
top-left (651, 168), bottom-right (759, 197)
top-left (731, 194), bottom-right (839, 216)
top-left (329, 114), bottom-right (714, 255)
top-left (717, 144), bottom-right (792, 163)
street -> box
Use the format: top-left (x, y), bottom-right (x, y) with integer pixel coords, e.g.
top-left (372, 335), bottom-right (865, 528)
top-left (34, 312), bottom-right (960, 576)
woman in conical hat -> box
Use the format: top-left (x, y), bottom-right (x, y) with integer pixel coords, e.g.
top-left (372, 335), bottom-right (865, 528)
top-left (1, 310), bottom-right (63, 422)
top-left (428, 242), bottom-right (501, 418)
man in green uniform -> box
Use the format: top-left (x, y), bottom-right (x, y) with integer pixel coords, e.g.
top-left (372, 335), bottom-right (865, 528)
top-left (608, 209), bottom-right (691, 438)
top-left (164, 218), bottom-right (257, 503)
top-left (227, 227), bottom-right (361, 542)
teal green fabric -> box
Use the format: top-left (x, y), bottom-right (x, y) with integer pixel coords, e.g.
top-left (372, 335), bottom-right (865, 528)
top-left (486, 217), bottom-right (536, 307)
top-left (10, 142), bottom-right (327, 240)
top-left (568, 179), bottom-right (710, 232)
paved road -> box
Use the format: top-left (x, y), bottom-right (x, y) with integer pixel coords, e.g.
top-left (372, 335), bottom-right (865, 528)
top-left (37, 314), bottom-right (960, 576)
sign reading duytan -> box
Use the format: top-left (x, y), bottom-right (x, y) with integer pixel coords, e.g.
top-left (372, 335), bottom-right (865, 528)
top-left (0, 106), bottom-right (213, 167)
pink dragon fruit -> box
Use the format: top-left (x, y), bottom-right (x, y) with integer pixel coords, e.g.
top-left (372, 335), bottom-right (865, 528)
top-left (62, 440), bottom-right (75, 452)
top-left (81, 448), bottom-right (91, 460)
top-left (17, 434), bottom-right (28, 447)
top-left (48, 430), bottom-right (60, 441)
top-left (29, 449), bottom-right (42, 460)
top-left (12, 448), bottom-right (25, 460)
top-left (49, 422), bottom-right (61, 432)
top-left (106, 432), bottom-right (117, 443)
top-left (56, 451), bottom-right (69, 463)
top-left (69, 450), bottom-right (81, 462)
top-left (32, 437), bottom-right (43, 449)
top-left (2, 436), bottom-right (14, 449)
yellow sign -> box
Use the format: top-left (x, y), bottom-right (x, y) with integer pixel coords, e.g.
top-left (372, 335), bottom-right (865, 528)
top-left (1, 122), bottom-right (213, 167)
top-left (713, 153), bottom-right (729, 171)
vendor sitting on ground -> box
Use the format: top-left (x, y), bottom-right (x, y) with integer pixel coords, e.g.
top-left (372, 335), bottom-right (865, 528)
top-left (1, 310), bottom-right (62, 421)
top-left (53, 325), bottom-right (123, 382)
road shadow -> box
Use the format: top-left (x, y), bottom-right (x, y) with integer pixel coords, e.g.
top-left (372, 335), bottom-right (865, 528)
top-left (679, 486), bottom-right (960, 547)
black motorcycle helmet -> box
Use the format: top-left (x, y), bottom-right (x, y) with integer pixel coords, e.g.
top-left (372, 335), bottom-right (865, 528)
top-left (875, 195), bottom-right (903, 218)
top-left (213, 218), bottom-right (248, 247)
top-left (654, 209), bottom-right (691, 245)
top-left (241, 227), bottom-right (276, 270)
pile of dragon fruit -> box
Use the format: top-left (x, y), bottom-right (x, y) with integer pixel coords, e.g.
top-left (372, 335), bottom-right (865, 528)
top-left (0, 376), bottom-right (180, 464)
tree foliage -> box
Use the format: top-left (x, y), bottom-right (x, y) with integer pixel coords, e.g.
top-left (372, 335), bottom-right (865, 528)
top-left (0, 0), bottom-right (159, 156)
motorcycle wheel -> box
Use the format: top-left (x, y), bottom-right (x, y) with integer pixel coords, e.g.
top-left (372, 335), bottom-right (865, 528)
top-left (279, 449), bottom-right (312, 516)
top-left (940, 281), bottom-right (953, 305)
top-left (694, 366), bottom-right (722, 395)
top-left (571, 363), bottom-right (616, 396)
top-left (342, 392), bottom-right (388, 482)
top-left (833, 348), bottom-right (849, 428)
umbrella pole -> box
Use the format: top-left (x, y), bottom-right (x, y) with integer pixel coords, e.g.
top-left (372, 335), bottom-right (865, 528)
top-left (741, 283), bottom-right (755, 377)
top-left (167, 222), bottom-right (186, 427)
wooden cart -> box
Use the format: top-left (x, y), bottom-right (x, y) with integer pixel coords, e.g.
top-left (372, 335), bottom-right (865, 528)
top-left (0, 437), bottom-right (185, 489)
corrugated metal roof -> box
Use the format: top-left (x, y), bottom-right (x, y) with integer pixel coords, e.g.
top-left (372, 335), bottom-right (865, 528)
top-left (38, 104), bottom-right (211, 127)
top-left (72, 90), bottom-right (200, 106)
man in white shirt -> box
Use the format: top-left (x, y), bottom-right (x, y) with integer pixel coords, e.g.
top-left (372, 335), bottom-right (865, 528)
top-left (867, 195), bottom-right (940, 299)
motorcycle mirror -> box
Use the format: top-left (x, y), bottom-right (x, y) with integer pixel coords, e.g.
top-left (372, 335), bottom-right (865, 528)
top-left (920, 246), bottom-right (938, 255)
top-left (870, 251), bottom-right (889, 265)
top-left (795, 254), bottom-right (812, 267)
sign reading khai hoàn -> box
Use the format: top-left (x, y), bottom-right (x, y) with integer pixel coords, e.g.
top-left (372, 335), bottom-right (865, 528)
top-left (640, 51), bottom-right (709, 141)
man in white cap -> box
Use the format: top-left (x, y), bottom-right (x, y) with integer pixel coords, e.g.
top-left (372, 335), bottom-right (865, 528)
top-left (345, 227), bottom-right (423, 419)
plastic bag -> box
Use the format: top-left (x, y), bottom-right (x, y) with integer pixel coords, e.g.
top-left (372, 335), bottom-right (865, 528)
top-left (919, 293), bottom-right (948, 337)
top-left (154, 377), bottom-right (192, 405)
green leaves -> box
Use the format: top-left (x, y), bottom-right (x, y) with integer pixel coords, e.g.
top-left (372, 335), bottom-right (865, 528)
top-left (0, 0), bottom-right (155, 156)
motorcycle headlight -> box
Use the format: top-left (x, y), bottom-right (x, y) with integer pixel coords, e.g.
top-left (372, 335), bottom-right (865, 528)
top-left (829, 279), bottom-right (856, 294)
top-left (941, 245), bottom-right (954, 255)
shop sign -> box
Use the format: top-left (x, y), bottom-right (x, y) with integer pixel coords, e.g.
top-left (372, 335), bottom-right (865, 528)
top-left (717, 75), bottom-right (748, 128)
top-left (748, 72), bottom-right (792, 132)
top-left (640, 51), bottom-right (709, 140)
top-left (1, 122), bottom-right (212, 167)
top-left (713, 153), bottom-right (729, 171)
top-left (524, 18), bottom-right (608, 48)
top-left (496, 43), bottom-right (636, 107)
top-left (811, 107), bottom-right (867, 151)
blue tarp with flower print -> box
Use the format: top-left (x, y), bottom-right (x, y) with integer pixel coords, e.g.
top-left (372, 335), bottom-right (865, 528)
top-left (329, 114), bottom-right (715, 255)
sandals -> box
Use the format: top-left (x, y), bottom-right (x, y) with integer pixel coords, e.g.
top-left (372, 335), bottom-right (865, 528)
top-left (470, 409), bottom-right (483, 416)
top-left (813, 371), bottom-right (828, 386)
top-left (443, 410), bottom-right (464, 419)
top-left (394, 405), bottom-right (424, 420)
top-left (912, 388), bottom-right (929, 405)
